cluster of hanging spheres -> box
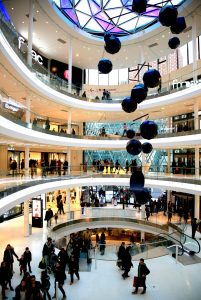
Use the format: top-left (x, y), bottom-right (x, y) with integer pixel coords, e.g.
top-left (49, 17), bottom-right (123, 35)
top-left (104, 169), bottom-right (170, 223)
top-left (97, 0), bottom-right (186, 205)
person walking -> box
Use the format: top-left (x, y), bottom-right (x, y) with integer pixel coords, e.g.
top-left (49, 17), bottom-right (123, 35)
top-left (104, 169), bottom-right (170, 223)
top-left (132, 258), bottom-right (150, 294)
top-left (117, 242), bottom-right (126, 269)
top-left (122, 123), bottom-right (128, 137)
top-left (3, 244), bottom-right (19, 275)
top-left (68, 253), bottom-right (80, 285)
top-left (40, 270), bottom-right (51, 300)
top-left (44, 208), bottom-right (53, 227)
top-left (42, 237), bottom-right (55, 270)
top-left (191, 217), bottom-right (198, 239)
top-left (23, 247), bottom-right (32, 273)
top-left (122, 246), bottom-right (133, 279)
top-left (52, 262), bottom-right (66, 299)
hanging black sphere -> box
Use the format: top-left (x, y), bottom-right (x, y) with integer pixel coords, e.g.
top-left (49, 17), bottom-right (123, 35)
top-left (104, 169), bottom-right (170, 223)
top-left (170, 16), bottom-right (186, 34)
top-left (142, 142), bottom-right (153, 154)
top-left (140, 120), bottom-right (158, 140)
top-left (134, 187), bottom-right (152, 205)
top-left (131, 83), bottom-right (148, 104)
top-left (98, 58), bottom-right (113, 74)
top-left (143, 69), bottom-right (161, 88)
top-left (159, 5), bottom-right (178, 27)
top-left (168, 37), bottom-right (180, 49)
top-left (104, 33), bottom-right (121, 55)
top-left (126, 139), bottom-right (142, 156)
top-left (132, 0), bottom-right (147, 14)
top-left (121, 97), bottom-right (137, 113)
top-left (130, 171), bottom-right (145, 191)
top-left (127, 129), bottom-right (136, 139)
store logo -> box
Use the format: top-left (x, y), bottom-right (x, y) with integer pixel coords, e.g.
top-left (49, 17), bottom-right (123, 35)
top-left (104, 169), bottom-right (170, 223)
top-left (18, 36), bottom-right (43, 65)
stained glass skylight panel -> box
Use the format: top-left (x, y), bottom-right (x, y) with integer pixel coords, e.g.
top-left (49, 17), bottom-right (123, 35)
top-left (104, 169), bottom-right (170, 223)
top-left (53, 0), bottom-right (186, 37)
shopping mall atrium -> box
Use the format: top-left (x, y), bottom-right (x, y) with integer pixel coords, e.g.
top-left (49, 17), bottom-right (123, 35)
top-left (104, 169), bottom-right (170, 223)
top-left (0, 0), bottom-right (201, 299)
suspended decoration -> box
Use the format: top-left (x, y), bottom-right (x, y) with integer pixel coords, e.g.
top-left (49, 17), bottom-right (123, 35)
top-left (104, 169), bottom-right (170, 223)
top-left (98, 58), bottom-right (113, 74)
top-left (126, 129), bottom-right (136, 139)
top-left (130, 171), bottom-right (151, 205)
top-left (159, 5), bottom-right (178, 27)
top-left (170, 16), bottom-right (186, 34)
top-left (134, 187), bottom-right (152, 205)
top-left (126, 139), bottom-right (142, 156)
top-left (142, 142), bottom-right (153, 154)
top-left (130, 171), bottom-right (145, 190)
top-left (132, 0), bottom-right (147, 14)
top-left (104, 33), bottom-right (121, 55)
top-left (131, 83), bottom-right (148, 104)
top-left (140, 120), bottom-right (158, 140)
top-left (168, 37), bottom-right (180, 49)
top-left (121, 97), bottom-right (138, 113)
top-left (143, 69), bottom-right (161, 88)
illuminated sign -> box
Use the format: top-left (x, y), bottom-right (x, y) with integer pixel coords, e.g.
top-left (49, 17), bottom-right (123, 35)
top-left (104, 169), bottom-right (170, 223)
top-left (32, 199), bottom-right (41, 218)
top-left (18, 36), bottom-right (43, 65)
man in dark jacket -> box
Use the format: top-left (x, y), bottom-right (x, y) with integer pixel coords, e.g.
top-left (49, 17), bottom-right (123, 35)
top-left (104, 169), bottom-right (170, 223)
top-left (132, 258), bottom-right (150, 294)
top-left (68, 253), bottom-right (80, 285)
top-left (3, 244), bottom-right (18, 274)
top-left (42, 238), bottom-right (55, 270)
top-left (122, 246), bottom-right (133, 278)
top-left (117, 242), bottom-right (125, 269)
top-left (44, 208), bottom-right (53, 227)
top-left (23, 247), bottom-right (32, 273)
top-left (52, 262), bottom-right (66, 299)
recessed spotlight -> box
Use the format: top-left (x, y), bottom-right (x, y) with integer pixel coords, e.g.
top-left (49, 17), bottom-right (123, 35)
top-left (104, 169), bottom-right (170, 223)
top-left (36, 10), bottom-right (39, 13)
top-left (56, 30), bottom-right (58, 33)
top-left (11, 7), bottom-right (14, 10)
top-left (22, 21), bottom-right (24, 24)
top-left (76, 53), bottom-right (79, 57)
top-left (45, 21), bottom-right (48, 24)
top-left (162, 34), bottom-right (165, 38)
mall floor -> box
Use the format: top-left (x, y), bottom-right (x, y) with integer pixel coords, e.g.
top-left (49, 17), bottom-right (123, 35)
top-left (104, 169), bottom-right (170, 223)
top-left (0, 215), bottom-right (201, 300)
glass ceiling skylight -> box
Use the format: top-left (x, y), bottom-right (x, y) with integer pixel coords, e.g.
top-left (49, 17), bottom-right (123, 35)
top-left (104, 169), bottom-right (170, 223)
top-left (53, 0), bottom-right (186, 37)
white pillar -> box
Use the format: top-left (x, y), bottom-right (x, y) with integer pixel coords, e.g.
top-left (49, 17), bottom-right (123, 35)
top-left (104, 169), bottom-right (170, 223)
top-left (24, 200), bottom-right (30, 237)
top-left (192, 13), bottom-right (198, 83)
top-left (167, 190), bottom-right (171, 214)
top-left (66, 189), bottom-right (71, 220)
top-left (27, 0), bottom-right (34, 66)
top-left (68, 37), bottom-right (72, 93)
top-left (194, 195), bottom-right (200, 219)
top-left (67, 110), bottom-right (72, 134)
top-left (168, 116), bottom-right (173, 133)
top-left (25, 145), bottom-right (30, 178)
top-left (67, 149), bottom-right (71, 175)
top-left (141, 205), bottom-right (145, 219)
top-left (140, 231), bottom-right (145, 241)
top-left (194, 98), bottom-right (199, 130)
top-left (26, 94), bottom-right (31, 124)
top-left (195, 147), bottom-right (199, 177)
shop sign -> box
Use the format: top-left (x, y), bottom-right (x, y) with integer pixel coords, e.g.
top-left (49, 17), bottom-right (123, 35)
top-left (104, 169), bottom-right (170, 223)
top-left (18, 36), bottom-right (43, 65)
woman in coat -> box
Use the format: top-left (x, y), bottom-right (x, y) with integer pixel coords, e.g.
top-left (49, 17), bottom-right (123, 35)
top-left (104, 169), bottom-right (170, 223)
top-left (122, 246), bottom-right (133, 279)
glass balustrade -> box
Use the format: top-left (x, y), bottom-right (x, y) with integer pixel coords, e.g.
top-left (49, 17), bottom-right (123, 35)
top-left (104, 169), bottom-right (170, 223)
top-left (1, 12), bottom-right (201, 104)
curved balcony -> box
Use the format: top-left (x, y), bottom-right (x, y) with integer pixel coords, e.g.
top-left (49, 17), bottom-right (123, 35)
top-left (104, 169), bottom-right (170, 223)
top-left (1, 14), bottom-right (201, 112)
top-left (0, 174), bottom-right (201, 216)
top-left (1, 103), bottom-right (201, 149)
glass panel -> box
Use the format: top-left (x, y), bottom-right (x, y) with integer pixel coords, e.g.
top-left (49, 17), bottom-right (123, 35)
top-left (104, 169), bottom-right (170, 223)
top-left (178, 44), bottom-right (188, 68)
top-left (119, 68), bottom-right (128, 84)
top-left (109, 69), bottom-right (118, 85)
top-left (89, 69), bottom-right (99, 85)
top-left (99, 73), bottom-right (109, 86)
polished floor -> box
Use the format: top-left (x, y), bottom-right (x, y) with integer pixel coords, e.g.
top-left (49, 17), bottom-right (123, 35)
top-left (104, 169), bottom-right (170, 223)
top-left (0, 215), bottom-right (201, 300)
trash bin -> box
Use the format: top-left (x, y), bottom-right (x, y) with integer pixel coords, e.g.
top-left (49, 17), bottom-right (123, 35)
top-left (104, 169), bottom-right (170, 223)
top-left (29, 224), bottom-right (32, 235)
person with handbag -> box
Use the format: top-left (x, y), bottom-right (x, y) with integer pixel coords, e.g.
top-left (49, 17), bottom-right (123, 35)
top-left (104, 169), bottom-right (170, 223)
top-left (132, 258), bottom-right (150, 294)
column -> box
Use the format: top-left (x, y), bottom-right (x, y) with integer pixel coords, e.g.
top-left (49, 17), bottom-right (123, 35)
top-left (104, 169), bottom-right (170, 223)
top-left (0, 145), bottom-right (8, 176)
top-left (24, 200), bottom-right (30, 237)
top-left (140, 231), bottom-right (145, 241)
top-left (67, 110), bottom-right (72, 134)
top-left (27, 0), bottom-right (34, 67)
top-left (195, 147), bottom-right (199, 177)
top-left (25, 145), bottom-right (30, 178)
top-left (66, 189), bottom-right (71, 220)
top-left (168, 116), bottom-right (173, 133)
top-left (194, 195), bottom-right (200, 219)
top-left (67, 149), bottom-right (71, 175)
top-left (192, 13), bottom-right (198, 82)
top-left (194, 98), bottom-right (199, 130)
top-left (141, 204), bottom-right (145, 219)
top-left (26, 94), bottom-right (31, 125)
top-left (68, 37), bottom-right (72, 93)
top-left (167, 190), bottom-right (171, 215)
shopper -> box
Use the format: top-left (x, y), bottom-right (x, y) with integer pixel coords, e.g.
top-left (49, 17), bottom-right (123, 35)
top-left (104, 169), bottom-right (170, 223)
top-left (117, 242), bottom-right (126, 269)
top-left (3, 244), bottom-right (19, 274)
top-left (23, 247), bottom-right (32, 273)
top-left (13, 279), bottom-right (27, 300)
top-left (68, 253), bottom-right (80, 285)
top-left (122, 123), bottom-right (128, 137)
top-left (122, 246), bottom-right (133, 279)
top-left (191, 217), bottom-right (198, 239)
top-left (132, 258), bottom-right (150, 294)
top-left (44, 208), bottom-right (53, 227)
top-left (42, 237), bottom-right (55, 270)
top-left (52, 262), bottom-right (66, 299)
top-left (40, 270), bottom-right (51, 300)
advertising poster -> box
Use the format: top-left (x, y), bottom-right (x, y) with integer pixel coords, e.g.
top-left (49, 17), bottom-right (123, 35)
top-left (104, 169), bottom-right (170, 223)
top-left (32, 199), bottom-right (41, 218)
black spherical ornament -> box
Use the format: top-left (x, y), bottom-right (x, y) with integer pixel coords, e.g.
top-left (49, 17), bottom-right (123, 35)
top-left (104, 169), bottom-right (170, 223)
top-left (132, 0), bottom-right (147, 14)
top-left (130, 171), bottom-right (145, 191)
top-left (131, 83), bottom-right (148, 104)
top-left (143, 69), bottom-right (161, 88)
top-left (104, 33), bottom-right (121, 55)
top-left (168, 37), bottom-right (180, 49)
top-left (122, 97), bottom-right (137, 113)
top-left (159, 5), bottom-right (178, 27)
top-left (142, 142), bottom-right (153, 154)
top-left (140, 120), bottom-right (158, 140)
top-left (170, 16), bottom-right (186, 34)
top-left (126, 139), bottom-right (142, 156)
top-left (127, 129), bottom-right (136, 139)
top-left (98, 58), bottom-right (113, 74)
top-left (134, 187), bottom-right (151, 205)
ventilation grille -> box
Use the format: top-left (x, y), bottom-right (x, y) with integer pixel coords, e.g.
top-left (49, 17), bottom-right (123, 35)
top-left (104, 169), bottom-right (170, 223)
top-left (57, 38), bottom-right (66, 44)
top-left (151, 110), bottom-right (161, 113)
top-left (148, 42), bottom-right (158, 48)
top-left (26, 14), bottom-right (37, 22)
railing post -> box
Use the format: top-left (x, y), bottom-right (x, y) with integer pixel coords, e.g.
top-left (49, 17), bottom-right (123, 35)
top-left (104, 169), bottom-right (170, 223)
top-left (95, 246), bottom-right (97, 270)
top-left (175, 244), bottom-right (178, 264)
top-left (55, 281), bottom-right (59, 300)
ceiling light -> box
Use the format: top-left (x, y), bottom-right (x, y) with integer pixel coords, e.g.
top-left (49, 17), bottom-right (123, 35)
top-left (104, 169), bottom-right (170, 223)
top-left (11, 7), bottom-right (14, 10)
top-left (36, 10), bottom-right (39, 13)
top-left (22, 21), bottom-right (24, 24)
top-left (45, 21), bottom-right (48, 24)
top-left (76, 53), bottom-right (79, 57)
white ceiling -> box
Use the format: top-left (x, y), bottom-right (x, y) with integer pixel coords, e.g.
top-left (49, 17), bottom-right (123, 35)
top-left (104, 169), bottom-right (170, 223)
top-left (2, 0), bottom-right (201, 69)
